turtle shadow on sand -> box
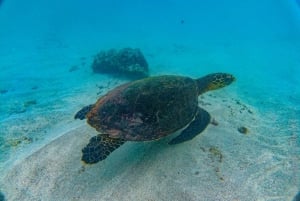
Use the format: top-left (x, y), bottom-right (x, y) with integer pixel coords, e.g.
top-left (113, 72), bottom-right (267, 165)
top-left (66, 131), bottom-right (177, 199)
top-left (0, 126), bottom-right (169, 200)
top-left (76, 136), bottom-right (188, 200)
top-left (80, 136), bottom-right (173, 180)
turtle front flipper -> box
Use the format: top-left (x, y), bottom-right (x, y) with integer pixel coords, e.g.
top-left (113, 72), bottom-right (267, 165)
top-left (82, 134), bottom-right (125, 164)
top-left (169, 107), bottom-right (211, 145)
top-left (74, 104), bottom-right (94, 120)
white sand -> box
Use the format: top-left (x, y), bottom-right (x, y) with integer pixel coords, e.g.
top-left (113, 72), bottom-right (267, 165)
top-left (1, 91), bottom-right (298, 201)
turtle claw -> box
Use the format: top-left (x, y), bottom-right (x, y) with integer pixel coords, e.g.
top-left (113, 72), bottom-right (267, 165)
top-left (74, 104), bottom-right (94, 120)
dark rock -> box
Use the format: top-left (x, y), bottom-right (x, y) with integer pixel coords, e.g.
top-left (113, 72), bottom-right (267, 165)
top-left (24, 100), bottom-right (37, 107)
top-left (0, 191), bottom-right (6, 201)
top-left (69, 65), bottom-right (79, 72)
top-left (0, 89), bottom-right (8, 94)
top-left (238, 126), bottom-right (249, 134)
top-left (293, 191), bottom-right (300, 201)
top-left (211, 118), bottom-right (219, 126)
top-left (92, 48), bottom-right (149, 79)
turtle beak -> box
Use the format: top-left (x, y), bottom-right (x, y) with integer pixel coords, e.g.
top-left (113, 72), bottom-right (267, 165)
top-left (224, 74), bottom-right (236, 85)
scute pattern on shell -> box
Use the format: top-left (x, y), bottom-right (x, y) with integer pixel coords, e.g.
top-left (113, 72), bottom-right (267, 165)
top-left (87, 75), bottom-right (199, 141)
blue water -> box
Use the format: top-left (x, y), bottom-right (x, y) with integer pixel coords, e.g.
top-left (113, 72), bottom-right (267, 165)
top-left (0, 0), bottom-right (299, 200)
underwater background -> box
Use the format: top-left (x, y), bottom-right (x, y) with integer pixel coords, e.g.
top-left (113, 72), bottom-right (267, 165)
top-left (0, 0), bottom-right (299, 201)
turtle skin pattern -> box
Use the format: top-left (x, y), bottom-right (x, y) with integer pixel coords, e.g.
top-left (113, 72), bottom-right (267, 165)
top-left (82, 134), bottom-right (125, 163)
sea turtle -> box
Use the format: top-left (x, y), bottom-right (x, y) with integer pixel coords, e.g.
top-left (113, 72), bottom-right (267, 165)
top-left (75, 73), bottom-right (235, 164)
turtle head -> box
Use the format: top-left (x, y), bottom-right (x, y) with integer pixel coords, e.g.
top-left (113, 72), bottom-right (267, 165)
top-left (196, 73), bottom-right (235, 94)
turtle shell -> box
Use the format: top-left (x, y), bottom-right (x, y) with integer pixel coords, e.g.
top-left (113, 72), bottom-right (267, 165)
top-left (87, 75), bottom-right (199, 141)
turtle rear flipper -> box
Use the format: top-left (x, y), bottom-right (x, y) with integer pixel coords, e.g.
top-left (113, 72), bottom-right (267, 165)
top-left (169, 107), bottom-right (211, 145)
top-left (82, 134), bottom-right (125, 164)
top-left (74, 104), bottom-right (94, 120)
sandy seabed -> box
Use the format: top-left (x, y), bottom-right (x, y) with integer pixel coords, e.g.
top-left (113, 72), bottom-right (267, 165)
top-left (0, 88), bottom-right (298, 201)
